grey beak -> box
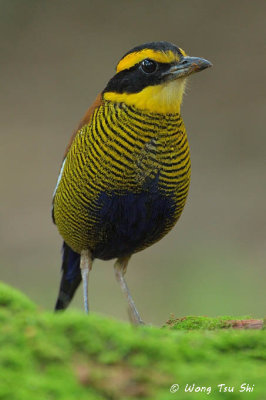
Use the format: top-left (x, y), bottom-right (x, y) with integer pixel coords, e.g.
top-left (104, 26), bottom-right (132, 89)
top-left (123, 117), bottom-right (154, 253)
top-left (164, 56), bottom-right (212, 79)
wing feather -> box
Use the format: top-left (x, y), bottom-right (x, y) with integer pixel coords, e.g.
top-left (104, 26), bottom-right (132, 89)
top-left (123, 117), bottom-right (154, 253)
top-left (63, 93), bottom-right (103, 159)
top-left (52, 93), bottom-right (103, 222)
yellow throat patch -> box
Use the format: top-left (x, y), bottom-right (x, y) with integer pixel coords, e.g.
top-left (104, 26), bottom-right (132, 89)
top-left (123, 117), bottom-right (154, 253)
top-left (104, 78), bottom-right (187, 114)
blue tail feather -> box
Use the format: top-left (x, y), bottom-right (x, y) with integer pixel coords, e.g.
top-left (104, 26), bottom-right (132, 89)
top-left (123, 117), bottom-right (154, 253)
top-left (55, 242), bottom-right (81, 310)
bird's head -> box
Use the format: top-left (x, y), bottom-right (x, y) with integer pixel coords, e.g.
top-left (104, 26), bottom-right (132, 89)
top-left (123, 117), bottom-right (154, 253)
top-left (103, 41), bottom-right (212, 114)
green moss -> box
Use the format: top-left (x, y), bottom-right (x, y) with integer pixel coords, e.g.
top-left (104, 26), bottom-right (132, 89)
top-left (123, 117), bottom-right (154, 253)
top-left (164, 315), bottom-right (253, 330)
top-left (0, 282), bottom-right (265, 399)
top-left (0, 282), bottom-right (36, 313)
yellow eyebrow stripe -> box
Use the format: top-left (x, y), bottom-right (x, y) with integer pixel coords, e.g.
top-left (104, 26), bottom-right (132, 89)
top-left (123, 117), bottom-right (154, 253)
top-left (116, 48), bottom-right (186, 73)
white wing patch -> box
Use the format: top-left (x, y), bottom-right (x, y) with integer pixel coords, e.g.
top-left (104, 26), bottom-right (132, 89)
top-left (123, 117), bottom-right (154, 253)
top-left (53, 158), bottom-right (66, 199)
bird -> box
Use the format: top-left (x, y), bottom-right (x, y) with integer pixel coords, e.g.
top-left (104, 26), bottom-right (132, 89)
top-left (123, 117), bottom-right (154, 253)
top-left (52, 41), bottom-right (211, 324)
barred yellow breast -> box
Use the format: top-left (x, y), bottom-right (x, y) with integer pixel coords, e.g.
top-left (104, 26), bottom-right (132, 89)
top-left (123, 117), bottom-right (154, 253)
top-left (52, 41), bottom-right (211, 320)
top-left (53, 100), bottom-right (190, 258)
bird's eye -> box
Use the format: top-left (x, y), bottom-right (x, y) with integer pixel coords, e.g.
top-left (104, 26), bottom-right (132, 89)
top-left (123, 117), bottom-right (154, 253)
top-left (140, 59), bottom-right (157, 74)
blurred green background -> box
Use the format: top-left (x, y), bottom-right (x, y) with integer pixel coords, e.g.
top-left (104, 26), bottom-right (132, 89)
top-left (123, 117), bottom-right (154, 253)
top-left (1, 0), bottom-right (265, 325)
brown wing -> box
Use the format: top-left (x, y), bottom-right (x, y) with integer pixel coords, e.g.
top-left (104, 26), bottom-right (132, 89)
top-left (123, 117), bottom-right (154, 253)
top-left (63, 93), bottom-right (103, 159)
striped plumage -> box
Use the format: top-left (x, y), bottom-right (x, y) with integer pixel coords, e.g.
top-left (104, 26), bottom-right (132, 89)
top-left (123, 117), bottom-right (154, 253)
top-left (53, 101), bottom-right (190, 258)
top-left (52, 41), bottom-right (211, 321)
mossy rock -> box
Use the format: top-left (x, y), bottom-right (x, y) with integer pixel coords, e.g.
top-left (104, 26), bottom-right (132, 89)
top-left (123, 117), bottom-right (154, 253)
top-left (0, 282), bottom-right (265, 399)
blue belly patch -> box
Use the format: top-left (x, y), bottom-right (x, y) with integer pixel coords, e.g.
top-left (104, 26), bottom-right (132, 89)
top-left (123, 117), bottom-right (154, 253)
top-left (91, 187), bottom-right (176, 260)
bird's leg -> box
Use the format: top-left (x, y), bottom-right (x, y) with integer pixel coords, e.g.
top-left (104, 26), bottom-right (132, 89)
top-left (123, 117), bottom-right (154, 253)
top-left (80, 249), bottom-right (92, 314)
top-left (114, 256), bottom-right (144, 325)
